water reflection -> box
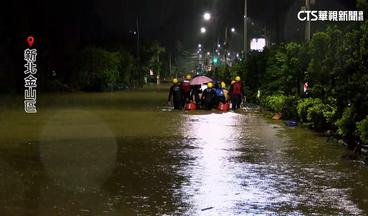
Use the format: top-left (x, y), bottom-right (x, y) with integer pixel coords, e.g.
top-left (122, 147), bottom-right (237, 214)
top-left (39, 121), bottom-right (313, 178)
top-left (179, 112), bottom-right (365, 215)
top-left (180, 113), bottom-right (248, 215)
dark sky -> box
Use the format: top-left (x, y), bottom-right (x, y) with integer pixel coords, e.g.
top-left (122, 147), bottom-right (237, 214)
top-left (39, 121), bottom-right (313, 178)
top-left (0, 0), bottom-right (357, 77)
top-left (0, 0), bottom-right (357, 51)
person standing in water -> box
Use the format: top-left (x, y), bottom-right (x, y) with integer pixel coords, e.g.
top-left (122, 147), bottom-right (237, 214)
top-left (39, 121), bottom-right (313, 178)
top-left (229, 76), bottom-right (245, 110)
top-left (168, 78), bottom-right (183, 110)
top-left (181, 74), bottom-right (192, 104)
top-left (201, 82), bottom-right (216, 110)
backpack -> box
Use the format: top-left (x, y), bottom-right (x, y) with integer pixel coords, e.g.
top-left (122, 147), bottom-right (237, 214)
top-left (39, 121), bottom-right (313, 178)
top-left (215, 88), bottom-right (224, 97)
top-left (181, 81), bottom-right (191, 93)
top-left (204, 89), bottom-right (215, 102)
top-left (232, 82), bottom-right (242, 95)
top-left (173, 85), bottom-right (181, 92)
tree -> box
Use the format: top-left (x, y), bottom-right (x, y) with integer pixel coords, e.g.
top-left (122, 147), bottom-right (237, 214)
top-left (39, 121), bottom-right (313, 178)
top-left (118, 48), bottom-right (137, 87)
top-left (142, 41), bottom-right (166, 81)
top-left (262, 42), bottom-right (304, 96)
top-left (76, 47), bottom-right (120, 91)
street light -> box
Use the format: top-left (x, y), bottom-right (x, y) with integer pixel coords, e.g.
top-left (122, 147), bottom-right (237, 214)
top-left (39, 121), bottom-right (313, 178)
top-left (200, 27), bottom-right (207, 34)
top-left (198, 44), bottom-right (202, 48)
top-left (231, 27), bottom-right (236, 33)
top-left (203, 12), bottom-right (211, 21)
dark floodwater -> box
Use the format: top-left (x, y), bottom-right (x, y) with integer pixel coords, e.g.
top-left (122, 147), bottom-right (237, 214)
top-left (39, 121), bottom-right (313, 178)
top-left (0, 89), bottom-right (368, 215)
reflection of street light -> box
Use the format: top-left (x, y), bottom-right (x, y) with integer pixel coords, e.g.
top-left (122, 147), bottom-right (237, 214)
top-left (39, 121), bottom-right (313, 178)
top-left (200, 27), bottom-right (207, 34)
top-left (203, 12), bottom-right (211, 21)
top-left (217, 44), bottom-right (221, 48)
top-left (207, 52), bottom-right (211, 56)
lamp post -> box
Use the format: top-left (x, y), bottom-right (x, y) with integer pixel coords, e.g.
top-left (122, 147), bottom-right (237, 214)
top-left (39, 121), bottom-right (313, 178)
top-left (224, 26), bottom-right (236, 66)
top-left (244, 0), bottom-right (248, 62)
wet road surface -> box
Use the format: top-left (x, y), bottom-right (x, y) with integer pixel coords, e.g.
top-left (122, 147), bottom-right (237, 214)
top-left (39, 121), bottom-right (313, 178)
top-left (0, 89), bottom-right (368, 215)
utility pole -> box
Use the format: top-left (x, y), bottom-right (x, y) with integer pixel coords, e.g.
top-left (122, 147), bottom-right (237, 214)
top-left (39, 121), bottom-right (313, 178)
top-left (136, 17), bottom-right (141, 85)
top-left (305, 0), bottom-right (311, 40)
top-left (244, 0), bottom-right (248, 61)
top-left (169, 54), bottom-right (172, 76)
top-left (224, 26), bottom-right (228, 66)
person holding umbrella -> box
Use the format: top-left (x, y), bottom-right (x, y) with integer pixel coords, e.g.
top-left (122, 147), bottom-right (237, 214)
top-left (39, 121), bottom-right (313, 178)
top-left (190, 75), bottom-right (213, 109)
top-left (191, 85), bottom-right (202, 108)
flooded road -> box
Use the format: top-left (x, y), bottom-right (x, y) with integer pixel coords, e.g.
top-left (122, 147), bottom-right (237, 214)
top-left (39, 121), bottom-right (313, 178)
top-left (0, 87), bottom-right (368, 215)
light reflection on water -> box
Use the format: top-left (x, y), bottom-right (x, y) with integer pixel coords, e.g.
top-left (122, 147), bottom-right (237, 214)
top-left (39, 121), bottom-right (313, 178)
top-left (178, 112), bottom-right (364, 215)
top-left (180, 113), bottom-right (244, 215)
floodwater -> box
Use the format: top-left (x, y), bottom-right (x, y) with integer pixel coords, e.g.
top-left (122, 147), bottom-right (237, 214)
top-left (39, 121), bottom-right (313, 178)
top-left (0, 86), bottom-right (368, 215)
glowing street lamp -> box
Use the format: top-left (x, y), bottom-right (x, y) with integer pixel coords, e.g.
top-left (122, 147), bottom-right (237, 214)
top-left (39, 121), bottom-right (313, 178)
top-left (231, 27), bottom-right (236, 33)
top-left (200, 27), bottom-right (207, 34)
top-left (198, 44), bottom-right (202, 48)
top-left (203, 12), bottom-right (211, 21)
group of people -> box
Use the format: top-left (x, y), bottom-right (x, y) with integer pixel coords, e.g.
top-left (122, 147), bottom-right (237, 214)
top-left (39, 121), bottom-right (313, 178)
top-left (168, 75), bottom-right (245, 111)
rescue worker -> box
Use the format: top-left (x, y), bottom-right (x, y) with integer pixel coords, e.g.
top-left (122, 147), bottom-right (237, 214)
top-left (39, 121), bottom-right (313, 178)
top-left (201, 82), bottom-right (216, 110)
top-left (181, 74), bottom-right (192, 104)
top-left (214, 81), bottom-right (225, 106)
top-left (168, 78), bottom-right (183, 110)
top-left (191, 85), bottom-right (202, 108)
top-left (221, 81), bottom-right (229, 102)
top-left (229, 76), bottom-right (245, 110)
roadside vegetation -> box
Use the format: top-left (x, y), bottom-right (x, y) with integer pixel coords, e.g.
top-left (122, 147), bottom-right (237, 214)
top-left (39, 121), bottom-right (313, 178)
top-left (231, 2), bottom-right (368, 155)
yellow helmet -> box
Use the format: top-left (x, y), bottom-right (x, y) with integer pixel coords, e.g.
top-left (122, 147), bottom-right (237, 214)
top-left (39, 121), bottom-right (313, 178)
top-left (231, 80), bottom-right (236, 85)
top-left (173, 78), bottom-right (178, 84)
top-left (221, 81), bottom-right (226, 88)
top-left (207, 82), bottom-right (214, 88)
top-left (186, 74), bottom-right (192, 80)
top-left (235, 76), bottom-right (241, 82)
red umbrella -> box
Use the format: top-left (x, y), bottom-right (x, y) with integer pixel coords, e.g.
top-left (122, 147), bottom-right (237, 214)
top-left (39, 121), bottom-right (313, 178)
top-left (190, 76), bottom-right (213, 86)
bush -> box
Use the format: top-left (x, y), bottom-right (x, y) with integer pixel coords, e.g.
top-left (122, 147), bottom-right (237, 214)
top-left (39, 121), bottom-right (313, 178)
top-left (336, 107), bottom-right (357, 139)
top-left (307, 102), bottom-right (336, 130)
top-left (357, 116), bottom-right (368, 144)
top-left (297, 98), bottom-right (322, 122)
top-left (262, 95), bottom-right (299, 119)
top-left (263, 95), bottom-right (287, 113)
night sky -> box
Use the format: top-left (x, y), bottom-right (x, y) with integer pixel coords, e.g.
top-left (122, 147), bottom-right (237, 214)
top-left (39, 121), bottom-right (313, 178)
top-left (0, 0), bottom-right (357, 87)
